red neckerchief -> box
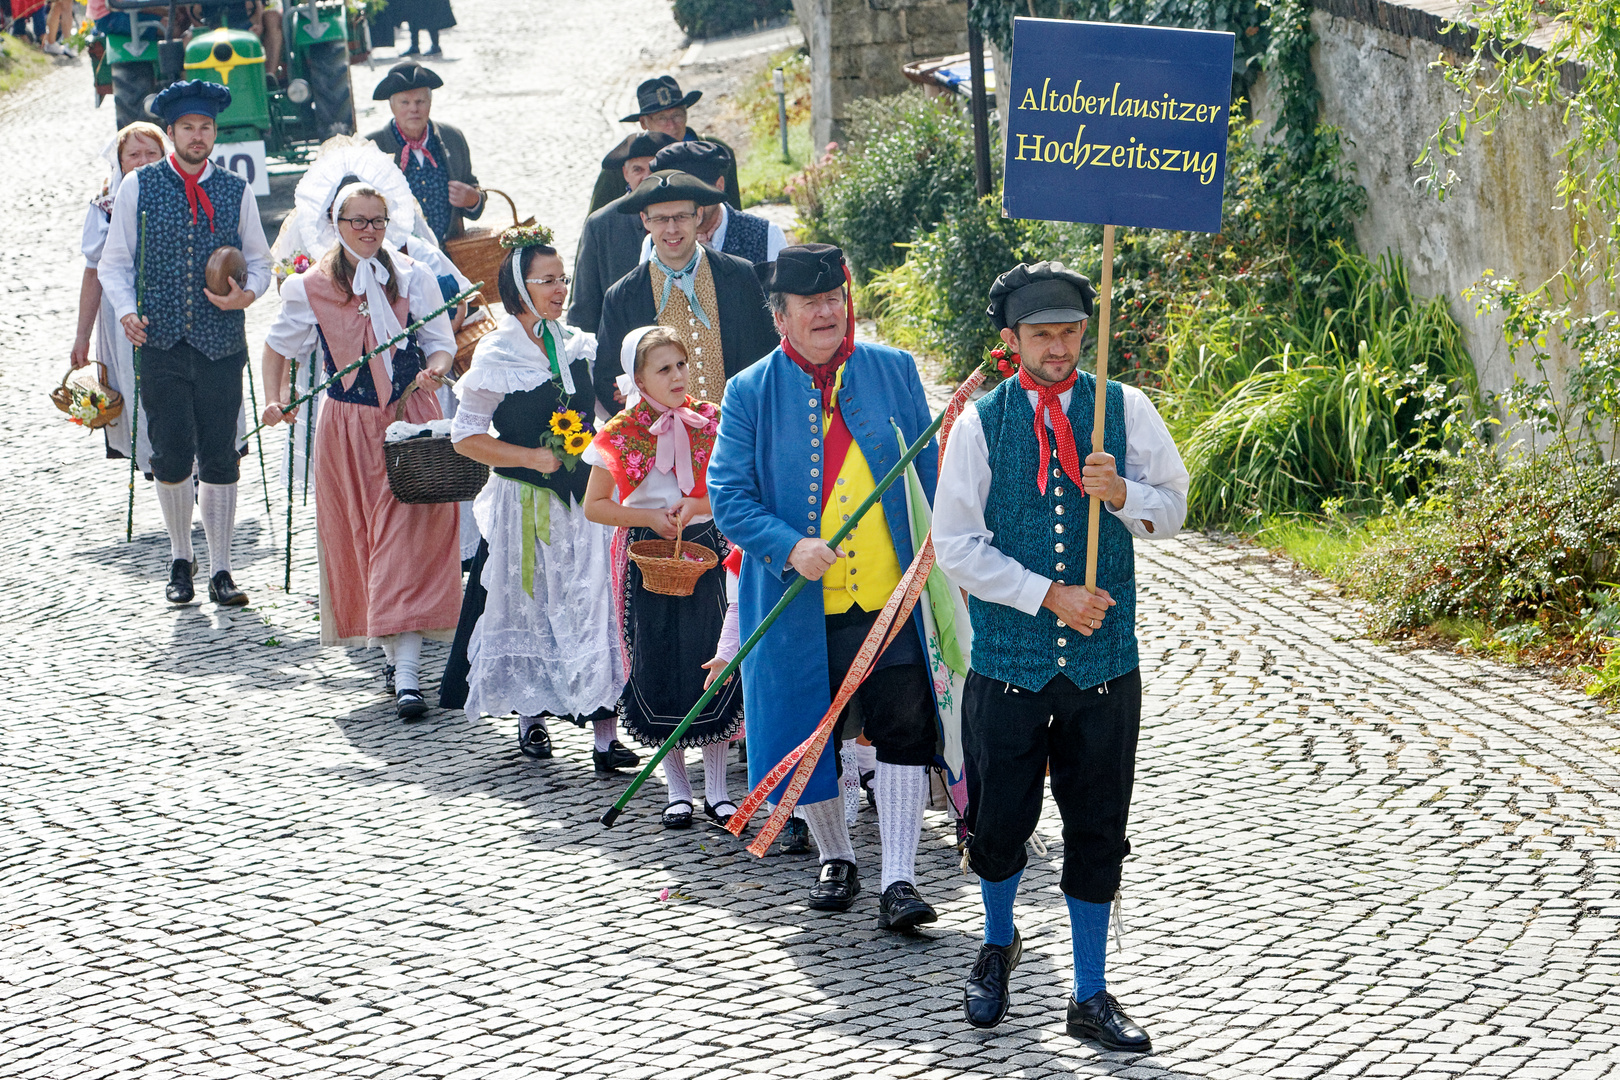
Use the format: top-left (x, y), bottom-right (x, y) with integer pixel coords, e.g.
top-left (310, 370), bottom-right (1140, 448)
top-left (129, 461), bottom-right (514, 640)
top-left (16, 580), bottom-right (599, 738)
top-left (392, 119), bottom-right (439, 171)
top-left (1018, 366), bottom-right (1084, 495)
top-left (170, 155), bottom-right (214, 231)
top-left (782, 268), bottom-right (857, 505)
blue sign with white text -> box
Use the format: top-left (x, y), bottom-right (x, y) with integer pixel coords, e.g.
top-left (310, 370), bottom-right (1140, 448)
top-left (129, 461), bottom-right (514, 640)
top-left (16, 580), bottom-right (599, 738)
top-left (1002, 18), bottom-right (1234, 233)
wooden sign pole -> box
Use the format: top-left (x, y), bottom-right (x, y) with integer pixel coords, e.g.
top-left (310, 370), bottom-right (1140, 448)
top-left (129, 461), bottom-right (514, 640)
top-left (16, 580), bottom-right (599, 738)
top-left (1085, 223), bottom-right (1115, 593)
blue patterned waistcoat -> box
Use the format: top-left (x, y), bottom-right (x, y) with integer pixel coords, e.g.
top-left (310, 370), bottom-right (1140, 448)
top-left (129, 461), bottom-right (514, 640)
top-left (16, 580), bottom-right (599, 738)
top-left (398, 122), bottom-right (452, 244)
top-left (135, 161), bottom-right (247, 360)
top-left (970, 372), bottom-right (1138, 692)
top-left (721, 209), bottom-right (770, 264)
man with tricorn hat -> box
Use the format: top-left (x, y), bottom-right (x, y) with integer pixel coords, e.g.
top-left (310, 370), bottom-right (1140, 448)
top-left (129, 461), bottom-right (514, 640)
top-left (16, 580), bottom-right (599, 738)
top-left (99, 79), bottom-right (272, 608)
top-left (594, 170), bottom-right (777, 412)
top-left (588, 75), bottom-right (740, 215)
top-left (367, 62), bottom-right (484, 244)
top-left (708, 243), bottom-right (944, 932)
top-left (566, 131), bottom-right (674, 335)
top-left (634, 141), bottom-right (785, 267)
top-left (932, 261), bottom-right (1188, 1047)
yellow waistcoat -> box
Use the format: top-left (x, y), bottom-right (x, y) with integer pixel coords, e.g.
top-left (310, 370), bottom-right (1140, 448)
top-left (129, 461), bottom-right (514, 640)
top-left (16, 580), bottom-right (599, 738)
top-left (820, 371), bottom-right (903, 614)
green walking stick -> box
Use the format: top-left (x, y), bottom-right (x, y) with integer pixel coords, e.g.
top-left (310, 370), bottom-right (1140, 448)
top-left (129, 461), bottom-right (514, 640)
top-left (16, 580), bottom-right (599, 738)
top-left (245, 368), bottom-right (275, 539)
top-left (126, 211), bottom-right (147, 543)
top-left (302, 377), bottom-right (314, 506)
top-left (599, 390), bottom-right (964, 828)
top-left (285, 355), bottom-right (298, 592)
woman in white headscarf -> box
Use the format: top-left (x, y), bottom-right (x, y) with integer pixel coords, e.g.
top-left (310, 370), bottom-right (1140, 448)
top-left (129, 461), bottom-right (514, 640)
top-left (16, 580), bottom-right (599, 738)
top-left (258, 183), bottom-right (462, 720)
top-left (70, 121), bottom-right (167, 470)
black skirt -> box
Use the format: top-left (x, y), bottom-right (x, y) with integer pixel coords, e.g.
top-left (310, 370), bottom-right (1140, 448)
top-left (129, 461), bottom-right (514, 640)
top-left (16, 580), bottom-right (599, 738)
top-left (619, 519), bottom-right (743, 750)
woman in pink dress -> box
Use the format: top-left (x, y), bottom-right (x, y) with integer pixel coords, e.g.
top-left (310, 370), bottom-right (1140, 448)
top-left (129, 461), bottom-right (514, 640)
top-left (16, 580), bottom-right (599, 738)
top-left (259, 183), bottom-right (462, 719)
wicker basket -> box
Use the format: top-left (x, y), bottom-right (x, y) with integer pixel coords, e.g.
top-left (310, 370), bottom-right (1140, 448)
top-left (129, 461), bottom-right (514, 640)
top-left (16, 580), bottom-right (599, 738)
top-left (444, 188), bottom-right (532, 308)
top-left (452, 305), bottom-right (496, 377)
top-left (384, 383), bottom-right (490, 504)
top-left (628, 528), bottom-right (719, 597)
top-left (50, 362), bottom-right (124, 429)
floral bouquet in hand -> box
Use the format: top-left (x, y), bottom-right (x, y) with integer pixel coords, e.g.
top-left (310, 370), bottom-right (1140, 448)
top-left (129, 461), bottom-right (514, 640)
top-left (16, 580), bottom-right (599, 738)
top-left (545, 407), bottom-right (596, 470)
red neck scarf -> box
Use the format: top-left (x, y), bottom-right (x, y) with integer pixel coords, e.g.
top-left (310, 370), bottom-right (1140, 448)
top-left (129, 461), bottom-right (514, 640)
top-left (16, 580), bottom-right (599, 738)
top-left (393, 120), bottom-right (439, 171)
top-left (1018, 366), bottom-right (1084, 495)
top-left (781, 269), bottom-right (858, 505)
top-left (170, 155), bottom-right (214, 231)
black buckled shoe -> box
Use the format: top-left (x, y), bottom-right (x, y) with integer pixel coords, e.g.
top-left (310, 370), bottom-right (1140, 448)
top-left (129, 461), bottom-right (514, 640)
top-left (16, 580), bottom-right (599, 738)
top-left (165, 559), bottom-right (196, 604)
top-left (1066, 991), bottom-right (1152, 1053)
top-left (963, 931), bottom-right (1022, 1029)
top-left (208, 571), bottom-right (249, 607)
top-left (592, 740), bottom-right (640, 773)
top-left (518, 723), bottom-right (552, 760)
top-left (877, 881), bottom-right (938, 932)
top-left (807, 859), bottom-right (860, 911)
top-left (777, 817), bottom-right (810, 854)
top-left (662, 800), bottom-right (694, 829)
top-left (703, 799), bottom-right (738, 829)
top-left (396, 689), bottom-right (428, 720)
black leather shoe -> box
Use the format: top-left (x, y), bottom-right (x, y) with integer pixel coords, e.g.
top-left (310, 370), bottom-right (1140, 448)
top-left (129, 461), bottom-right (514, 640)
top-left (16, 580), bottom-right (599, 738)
top-left (165, 559), bottom-right (195, 604)
top-left (1066, 991), bottom-right (1152, 1053)
top-left (777, 817), bottom-right (810, 854)
top-left (807, 859), bottom-right (859, 911)
top-left (662, 800), bottom-right (694, 829)
top-left (859, 769), bottom-right (876, 810)
top-left (382, 664), bottom-right (396, 696)
top-left (396, 689), bottom-right (428, 720)
top-left (208, 571), bottom-right (248, 607)
top-left (877, 881), bottom-right (938, 932)
top-left (518, 723), bottom-right (552, 760)
top-left (963, 931), bottom-right (1022, 1029)
top-left (703, 799), bottom-right (738, 828)
top-left (592, 740), bottom-right (640, 773)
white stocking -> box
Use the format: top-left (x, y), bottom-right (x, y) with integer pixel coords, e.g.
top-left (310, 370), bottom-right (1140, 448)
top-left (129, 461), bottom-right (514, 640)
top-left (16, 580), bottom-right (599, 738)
top-left (840, 742), bottom-right (862, 825)
top-left (876, 762), bottom-right (928, 889)
top-left (702, 743), bottom-right (730, 807)
top-left (196, 481), bottom-right (237, 576)
top-left (391, 631), bottom-right (422, 692)
top-left (154, 480), bottom-right (194, 563)
top-left (799, 796), bottom-right (856, 865)
top-left (663, 749), bottom-right (693, 805)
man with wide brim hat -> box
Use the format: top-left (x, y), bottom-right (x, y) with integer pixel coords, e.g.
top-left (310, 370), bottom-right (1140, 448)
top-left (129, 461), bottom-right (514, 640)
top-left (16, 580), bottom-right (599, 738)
top-left (932, 261), bottom-right (1188, 1047)
top-left (365, 62), bottom-right (484, 244)
top-left (632, 140), bottom-right (785, 267)
top-left (708, 243), bottom-right (946, 934)
top-left (98, 79), bottom-right (272, 609)
top-left (566, 131), bottom-right (675, 335)
top-left (594, 171), bottom-right (776, 412)
top-left (588, 75), bottom-right (741, 214)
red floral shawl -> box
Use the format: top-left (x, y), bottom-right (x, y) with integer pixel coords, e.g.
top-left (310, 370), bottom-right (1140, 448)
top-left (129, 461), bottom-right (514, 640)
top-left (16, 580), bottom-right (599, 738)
top-left (592, 397), bottom-right (721, 502)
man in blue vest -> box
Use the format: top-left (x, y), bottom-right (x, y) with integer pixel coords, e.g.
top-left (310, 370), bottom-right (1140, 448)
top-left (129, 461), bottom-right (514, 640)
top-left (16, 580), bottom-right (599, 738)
top-left (366, 62), bottom-right (484, 245)
top-left (933, 262), bottom-right (1189, 1048)
top-left (633, 141), bottom-right (785, 267)
top-left (100, 79), bottom-right (273, 608)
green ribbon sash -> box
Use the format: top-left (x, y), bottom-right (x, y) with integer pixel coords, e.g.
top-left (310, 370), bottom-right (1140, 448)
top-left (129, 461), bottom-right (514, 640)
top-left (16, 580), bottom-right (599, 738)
top-left (518, 481), bottom-right (558, 598)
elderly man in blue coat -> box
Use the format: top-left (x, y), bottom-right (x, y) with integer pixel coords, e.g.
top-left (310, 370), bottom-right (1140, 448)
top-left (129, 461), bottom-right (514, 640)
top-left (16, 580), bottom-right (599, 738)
top-left (708, 244), bottom-right (942, 932)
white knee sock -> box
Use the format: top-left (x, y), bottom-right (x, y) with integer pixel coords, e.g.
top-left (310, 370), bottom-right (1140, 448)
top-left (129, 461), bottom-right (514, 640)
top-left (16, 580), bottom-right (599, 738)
top-left (593, 715), bottom-right (616, 752)
top-left (855, 741), bottom-right (877, 775)
top-left (196, 481), bottom-right (237, 576)
top-left (392, 631), bottom-right (422, 692)
top-left (154, 480), bottom-right (194, 562)
top-left (876, 761), bottom-right (928, 890)
top-left (663, 749), bottom-right (693, 804)
top-left (702, 743), bottom-right (730, 806)
top-left (840, 742), bottom-right (861, 825)
top-left (800, 796), bottom-right (856, 865)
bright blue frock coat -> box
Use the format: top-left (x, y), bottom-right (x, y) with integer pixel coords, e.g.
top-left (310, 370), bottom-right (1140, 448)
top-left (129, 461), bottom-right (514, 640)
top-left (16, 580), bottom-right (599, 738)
top-left (708, 343), bottom-right (939, 805)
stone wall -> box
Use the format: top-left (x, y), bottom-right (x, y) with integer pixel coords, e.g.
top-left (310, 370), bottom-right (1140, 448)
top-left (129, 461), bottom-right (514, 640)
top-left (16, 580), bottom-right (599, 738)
top-left (792, 0), bottom-right (969, 149)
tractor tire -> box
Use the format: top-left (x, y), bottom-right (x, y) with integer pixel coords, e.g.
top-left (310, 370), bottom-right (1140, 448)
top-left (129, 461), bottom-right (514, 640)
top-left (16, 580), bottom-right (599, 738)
top-left (112, 63), bottom-right (157, 130)
top-left (305, 41), bottom-right (354, 139)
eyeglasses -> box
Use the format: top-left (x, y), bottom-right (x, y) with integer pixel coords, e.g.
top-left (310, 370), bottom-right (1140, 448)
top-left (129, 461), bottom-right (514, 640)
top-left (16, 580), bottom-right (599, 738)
top-left (338, 216), bottom-right (389, 231)
top-left (644, 211), bottom-right (698, 228)
top-left (525, 275), bottom-right (570, 287)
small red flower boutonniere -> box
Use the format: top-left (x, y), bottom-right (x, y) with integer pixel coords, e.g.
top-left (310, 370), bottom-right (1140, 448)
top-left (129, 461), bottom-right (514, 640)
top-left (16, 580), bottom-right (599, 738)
top-left (988, 345), bottom-right (1020, 376)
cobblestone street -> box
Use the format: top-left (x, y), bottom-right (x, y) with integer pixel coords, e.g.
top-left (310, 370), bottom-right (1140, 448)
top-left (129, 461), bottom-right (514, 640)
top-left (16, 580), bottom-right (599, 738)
top-left (2, 3), bottom-right (1620, 1077)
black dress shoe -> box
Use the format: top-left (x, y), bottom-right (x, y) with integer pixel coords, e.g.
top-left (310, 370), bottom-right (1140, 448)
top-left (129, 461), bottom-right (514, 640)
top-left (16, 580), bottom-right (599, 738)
top-left (963, 931), bottom-right (1022, 1029)
top-left (208, 571), bottom-right (249, 607)
top-left (592, 740), bottom-right (640, 773)
top-left (1066, 991), bottom-right (1152, 1053)
top-left (703, 799), bottom-right (738, 828)
top-left (662, 800), bottom-right (694, 829)
top-left (859, 769), bottom-right (876, 810)
top-left (807, 859), bottom-right (859, 911)
top-left (165, 559), bottom-right (196, 604)
top-left (396, 689), bottom-right (428, 720)
top-left (518, 724), bottom-right (552, 760)
top-left (382, 664), bottom-right (396, 696)
top-left (777, 817), bottom-right (810, 854)
top-left (877, 881), bottom-right (938, 932)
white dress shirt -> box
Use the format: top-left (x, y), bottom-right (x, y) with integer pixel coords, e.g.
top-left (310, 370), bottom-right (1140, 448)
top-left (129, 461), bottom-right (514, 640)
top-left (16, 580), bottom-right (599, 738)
top-left (98, 158), bottom-right (273, 322)
top-left (933, 381), bottom-right (1190, 616)
top-left (263, 257), bottom-right (456, 363)
top-left (637, 202), bottom-right (787, 265)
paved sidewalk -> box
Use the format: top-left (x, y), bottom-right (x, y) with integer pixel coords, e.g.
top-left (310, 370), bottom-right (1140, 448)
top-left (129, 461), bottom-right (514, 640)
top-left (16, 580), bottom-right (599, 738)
top-left (2, 3), bottom-right (1620, 1077)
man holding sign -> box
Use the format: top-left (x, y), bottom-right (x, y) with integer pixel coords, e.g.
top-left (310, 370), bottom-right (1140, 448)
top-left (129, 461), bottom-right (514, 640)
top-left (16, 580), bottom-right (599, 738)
top-left (933, 262), bottom-right (1188, 1047)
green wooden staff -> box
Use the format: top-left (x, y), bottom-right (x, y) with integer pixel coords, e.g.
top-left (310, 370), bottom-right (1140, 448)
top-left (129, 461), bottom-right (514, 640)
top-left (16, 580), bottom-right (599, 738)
top-left (245, 370), bottom-right (275, 542)
top-left (125, 212), bottom-right (146, 543)
top-left (600, 389), bottom-right (967, 828)
top-left (284, 355), bottom-right (297, 591)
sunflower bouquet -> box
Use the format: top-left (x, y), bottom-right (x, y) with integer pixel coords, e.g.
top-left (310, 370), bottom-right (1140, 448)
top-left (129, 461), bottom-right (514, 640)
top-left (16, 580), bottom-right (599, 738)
top-left (545, 407), bottom-right (595, 470)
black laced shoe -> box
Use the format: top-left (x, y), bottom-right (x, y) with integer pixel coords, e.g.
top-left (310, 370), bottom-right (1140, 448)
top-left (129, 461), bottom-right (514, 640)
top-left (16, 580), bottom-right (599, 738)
top-left (165, 559), bottom-right (196, 604)
top-left (963, 931), bottom-right (1022, 1029)
top-left (877, 881), bottom-right (938, 932)
top-left (807, 859), bottom-right (860, 911)
top-left (1066, 991), bottom-right (1152, 1053)
top-left (208, 571), bottom-right (248, 607)
top-left (592, 740), bottom-right (639, 773)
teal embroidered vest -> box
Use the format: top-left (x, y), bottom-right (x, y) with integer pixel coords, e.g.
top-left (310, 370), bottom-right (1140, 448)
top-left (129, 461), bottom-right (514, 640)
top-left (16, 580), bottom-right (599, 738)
top-left (969, 373), bottom-right (1138, 691)
top-left (135, 162), bottom-right (247, 360)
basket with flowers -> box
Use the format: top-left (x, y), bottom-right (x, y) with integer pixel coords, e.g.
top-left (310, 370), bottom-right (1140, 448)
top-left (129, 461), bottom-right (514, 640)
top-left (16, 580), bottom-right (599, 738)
top-left (50, 363), bottom-right (124, 430)
top-left (545, 407), bottom-right (596, 469)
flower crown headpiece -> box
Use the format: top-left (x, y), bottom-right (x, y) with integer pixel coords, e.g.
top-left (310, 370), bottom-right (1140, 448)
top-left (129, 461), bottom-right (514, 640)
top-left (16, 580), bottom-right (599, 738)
top-left (499, 223), bottom-right (555, 250)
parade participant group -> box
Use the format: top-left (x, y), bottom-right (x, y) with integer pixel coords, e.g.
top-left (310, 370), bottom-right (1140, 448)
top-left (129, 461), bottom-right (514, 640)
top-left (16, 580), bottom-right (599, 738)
top-left (63, 63), bottom-right (1190, 1049)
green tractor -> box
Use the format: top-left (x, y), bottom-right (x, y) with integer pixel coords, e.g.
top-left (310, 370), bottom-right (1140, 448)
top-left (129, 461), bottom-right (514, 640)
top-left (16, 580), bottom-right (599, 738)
top-left (88, 0), bottom-right (359, 187)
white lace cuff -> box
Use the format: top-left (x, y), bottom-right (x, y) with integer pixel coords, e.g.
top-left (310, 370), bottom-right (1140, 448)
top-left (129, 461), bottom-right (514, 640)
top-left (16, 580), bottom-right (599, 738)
top-left (451, 407), bottom-right (495, 443)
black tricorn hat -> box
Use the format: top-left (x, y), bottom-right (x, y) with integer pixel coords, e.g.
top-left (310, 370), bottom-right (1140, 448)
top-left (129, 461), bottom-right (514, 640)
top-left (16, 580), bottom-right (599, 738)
top-left (755, 243), bottom-right (847, 296)
top-left (372, 61), bottom-right (444, 100)
top-left (620, 75), bottom-right (702, 121)
top-left (652, 140), bottom-right (731, 184)
top-left (601, 131), bottom-right (678, 171)
top-left (616, 170), bottom-right (728, 215)
top-left (987, 260), bottom-right (1096, 331)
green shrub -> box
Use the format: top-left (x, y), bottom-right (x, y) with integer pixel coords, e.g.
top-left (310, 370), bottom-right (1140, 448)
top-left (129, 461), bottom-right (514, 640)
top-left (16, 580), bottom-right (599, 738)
top-left (670, 0), bottom-right (791, 40)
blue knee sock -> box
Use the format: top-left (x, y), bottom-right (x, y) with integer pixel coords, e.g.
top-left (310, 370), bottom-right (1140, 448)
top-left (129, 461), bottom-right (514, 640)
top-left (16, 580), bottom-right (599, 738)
top-left (980, 870), bottom-right (1022, 947)
top-left (1066, 895), bottom-right (1110, 1002)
